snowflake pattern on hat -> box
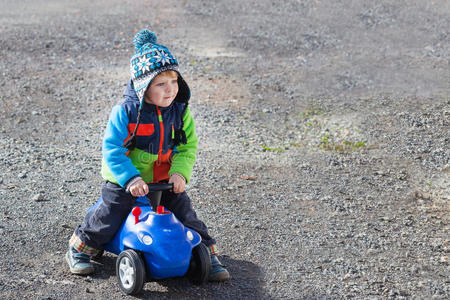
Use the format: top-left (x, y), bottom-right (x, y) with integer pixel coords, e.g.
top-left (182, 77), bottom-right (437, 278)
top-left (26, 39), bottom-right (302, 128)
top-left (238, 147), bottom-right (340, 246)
top-left (136, 56), bottom-right (151, 73)
top-left (154, 50), bottom-right (171, 66)
top-left (134, 49), bottom-right (175, 74)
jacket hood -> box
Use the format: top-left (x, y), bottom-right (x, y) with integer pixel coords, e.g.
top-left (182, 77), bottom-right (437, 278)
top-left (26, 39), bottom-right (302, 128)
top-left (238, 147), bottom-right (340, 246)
top-left (124, 80), bottom-right (140, 102)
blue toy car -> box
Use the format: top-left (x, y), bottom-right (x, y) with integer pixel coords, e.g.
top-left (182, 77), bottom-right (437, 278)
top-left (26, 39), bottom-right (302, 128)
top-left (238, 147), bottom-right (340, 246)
top-left (89, 183), bottom-right (211, 295)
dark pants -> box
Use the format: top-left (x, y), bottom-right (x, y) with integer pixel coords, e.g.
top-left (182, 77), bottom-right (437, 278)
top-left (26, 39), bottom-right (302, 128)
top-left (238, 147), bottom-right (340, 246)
top-left (75, 181), bottom-right (215, 250)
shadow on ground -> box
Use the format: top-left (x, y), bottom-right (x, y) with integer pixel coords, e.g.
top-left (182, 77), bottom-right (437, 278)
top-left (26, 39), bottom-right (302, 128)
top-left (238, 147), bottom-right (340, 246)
top-left (92, 255), bottom-right (269, 299)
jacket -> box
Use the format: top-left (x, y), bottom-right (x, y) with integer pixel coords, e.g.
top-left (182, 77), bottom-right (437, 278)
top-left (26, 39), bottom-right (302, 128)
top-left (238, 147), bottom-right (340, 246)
top-left (100, 80), bottom-right (197, 187)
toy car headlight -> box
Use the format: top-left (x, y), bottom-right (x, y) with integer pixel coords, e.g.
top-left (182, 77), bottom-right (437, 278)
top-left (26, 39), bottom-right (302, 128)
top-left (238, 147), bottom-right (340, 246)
top-left (186, 231), bottom-right (194, 241)
top-left (139, 232), bottom-right (153, 245)
top-left (142, 235), bottom-right (153, 245)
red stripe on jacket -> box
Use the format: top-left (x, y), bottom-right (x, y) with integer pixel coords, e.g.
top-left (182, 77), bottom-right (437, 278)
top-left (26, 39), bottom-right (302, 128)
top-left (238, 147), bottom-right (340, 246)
top-left (127, 123), bottom-right (155, 136)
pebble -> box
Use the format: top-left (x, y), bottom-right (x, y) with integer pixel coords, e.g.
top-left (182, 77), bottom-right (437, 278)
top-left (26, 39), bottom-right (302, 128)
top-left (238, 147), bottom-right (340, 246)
top-left (32, 193), bottom-right (45, 202)
top-left (442, 163), bottom-right (450, 172)
top-left (410, 265), bottom-right (420, 274)
top-left (414, 191), bottom-right (431, 200)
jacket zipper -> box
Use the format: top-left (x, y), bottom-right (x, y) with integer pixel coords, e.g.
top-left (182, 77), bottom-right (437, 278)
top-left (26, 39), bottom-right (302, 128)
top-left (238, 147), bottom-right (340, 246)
top-left (156, 106), bottom-right (164, 164)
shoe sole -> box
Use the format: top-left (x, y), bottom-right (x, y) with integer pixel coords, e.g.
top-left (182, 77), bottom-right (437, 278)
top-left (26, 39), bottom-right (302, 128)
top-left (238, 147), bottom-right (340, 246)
top-left (208, 270), bottom-right (231, 282)
top-left (65, 252), bottom-right (94, 275)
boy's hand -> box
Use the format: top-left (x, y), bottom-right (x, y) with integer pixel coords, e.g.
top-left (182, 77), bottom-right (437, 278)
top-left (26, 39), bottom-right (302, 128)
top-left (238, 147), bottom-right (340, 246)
top-left (129, 179), bottom-right (149, 197)
top-left (169, 173), bottom-right (186, 194)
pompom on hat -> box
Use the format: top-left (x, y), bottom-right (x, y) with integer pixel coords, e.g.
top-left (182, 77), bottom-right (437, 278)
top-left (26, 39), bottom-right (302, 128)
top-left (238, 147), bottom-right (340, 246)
top-left (130, 29), bottom-right (190, 107)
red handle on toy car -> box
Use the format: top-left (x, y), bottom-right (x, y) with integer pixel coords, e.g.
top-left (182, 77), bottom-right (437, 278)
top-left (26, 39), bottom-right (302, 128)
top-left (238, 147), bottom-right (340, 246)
top-left (132, 207), bottom-right (142, 224)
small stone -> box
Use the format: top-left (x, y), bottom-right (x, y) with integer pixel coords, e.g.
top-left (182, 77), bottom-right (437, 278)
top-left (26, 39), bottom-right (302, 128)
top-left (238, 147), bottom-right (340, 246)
top-left (240, 175), bottom-right (257, 181)
top-left (410, 265), bottom-right (420, 273)
top-left (389, 289), bottom-right (398, 297)
top-left (422, 193), bottom-right (431, 200)
top-left (442, 163), bottom-right (450, 173)
top-left (85, 287), bottom-right (93, 293)
top-left (381, 216), bottom-right (391, 222)
top-left (18, 172), bottom-right (27, 179)
top-left (32, 193), bottom-right (45, 202)
top-left (403, 216), bottom-right (414, 226)
top-left (367, 249), bottom-right (378, 255)
top-left (414, 190), bottom-right (431, 200)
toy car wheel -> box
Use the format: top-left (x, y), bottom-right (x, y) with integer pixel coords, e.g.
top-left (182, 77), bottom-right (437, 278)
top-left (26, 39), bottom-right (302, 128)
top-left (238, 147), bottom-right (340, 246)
top-left (116, 250), bottom-right (146, 295)
top-left (187, 243), bottom-right (211, 285)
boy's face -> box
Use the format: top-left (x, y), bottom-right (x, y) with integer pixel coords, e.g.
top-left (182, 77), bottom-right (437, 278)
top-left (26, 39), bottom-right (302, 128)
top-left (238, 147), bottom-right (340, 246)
top-left (144, 72), bottom-right (179, 107)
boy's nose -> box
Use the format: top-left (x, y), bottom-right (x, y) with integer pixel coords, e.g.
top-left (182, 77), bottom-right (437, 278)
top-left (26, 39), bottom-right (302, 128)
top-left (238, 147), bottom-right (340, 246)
top-left (166, 83), bottom-right (175, 93)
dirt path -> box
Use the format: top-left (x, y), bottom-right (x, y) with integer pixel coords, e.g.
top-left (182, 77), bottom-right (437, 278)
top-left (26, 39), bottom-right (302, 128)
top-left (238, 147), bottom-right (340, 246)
top-left (0, 0), bottom-right (448, 299)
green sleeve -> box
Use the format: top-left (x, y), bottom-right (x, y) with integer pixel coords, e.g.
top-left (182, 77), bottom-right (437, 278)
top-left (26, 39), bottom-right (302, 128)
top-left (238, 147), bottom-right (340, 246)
top-left (169, 107), bottom-right (198, 183)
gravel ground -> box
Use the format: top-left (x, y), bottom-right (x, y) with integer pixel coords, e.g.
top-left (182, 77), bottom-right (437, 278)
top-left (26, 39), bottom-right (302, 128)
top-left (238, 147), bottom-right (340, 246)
top-left (0, 0), bottom-right (449, 299)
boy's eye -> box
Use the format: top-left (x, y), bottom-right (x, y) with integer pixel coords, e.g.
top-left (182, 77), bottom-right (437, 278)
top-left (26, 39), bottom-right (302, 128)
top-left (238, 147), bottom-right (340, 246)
top-left (156, 83), bottom-right (165, 86)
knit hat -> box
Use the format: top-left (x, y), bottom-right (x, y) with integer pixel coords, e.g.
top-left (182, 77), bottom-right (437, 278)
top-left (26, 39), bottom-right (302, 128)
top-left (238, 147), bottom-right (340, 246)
top-left (130, 29), bottom-right (190, 106)
top-left (124, 29), bottom-right (190, 150)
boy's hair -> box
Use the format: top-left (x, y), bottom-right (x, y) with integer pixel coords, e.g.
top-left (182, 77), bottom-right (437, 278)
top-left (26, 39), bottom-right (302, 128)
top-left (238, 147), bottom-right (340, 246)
top-left (150, 70), bottom-right (178, 84)
top-left (160, 70), bottom-right (178, 78)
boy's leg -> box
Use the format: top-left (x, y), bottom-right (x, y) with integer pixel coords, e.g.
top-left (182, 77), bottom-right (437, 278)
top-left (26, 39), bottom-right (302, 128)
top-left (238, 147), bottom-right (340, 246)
top-left (67, 181), bottom-right (135, 275)
top-left (161, 190), bottom-right (215, 246)
top-left (161, 191), bottom-right (230, 281)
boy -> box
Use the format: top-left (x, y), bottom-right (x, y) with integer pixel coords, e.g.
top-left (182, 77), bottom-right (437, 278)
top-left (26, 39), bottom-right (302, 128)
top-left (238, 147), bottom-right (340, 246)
top-left (65, 29), bottom-right (230, 282)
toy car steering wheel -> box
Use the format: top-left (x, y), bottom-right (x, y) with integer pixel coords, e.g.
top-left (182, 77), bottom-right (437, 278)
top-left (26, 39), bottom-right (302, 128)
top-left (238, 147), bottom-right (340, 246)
top-left (147, 183), bottom-right (174, 212)
top-left (147, 183), bottom-right (173, 192)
